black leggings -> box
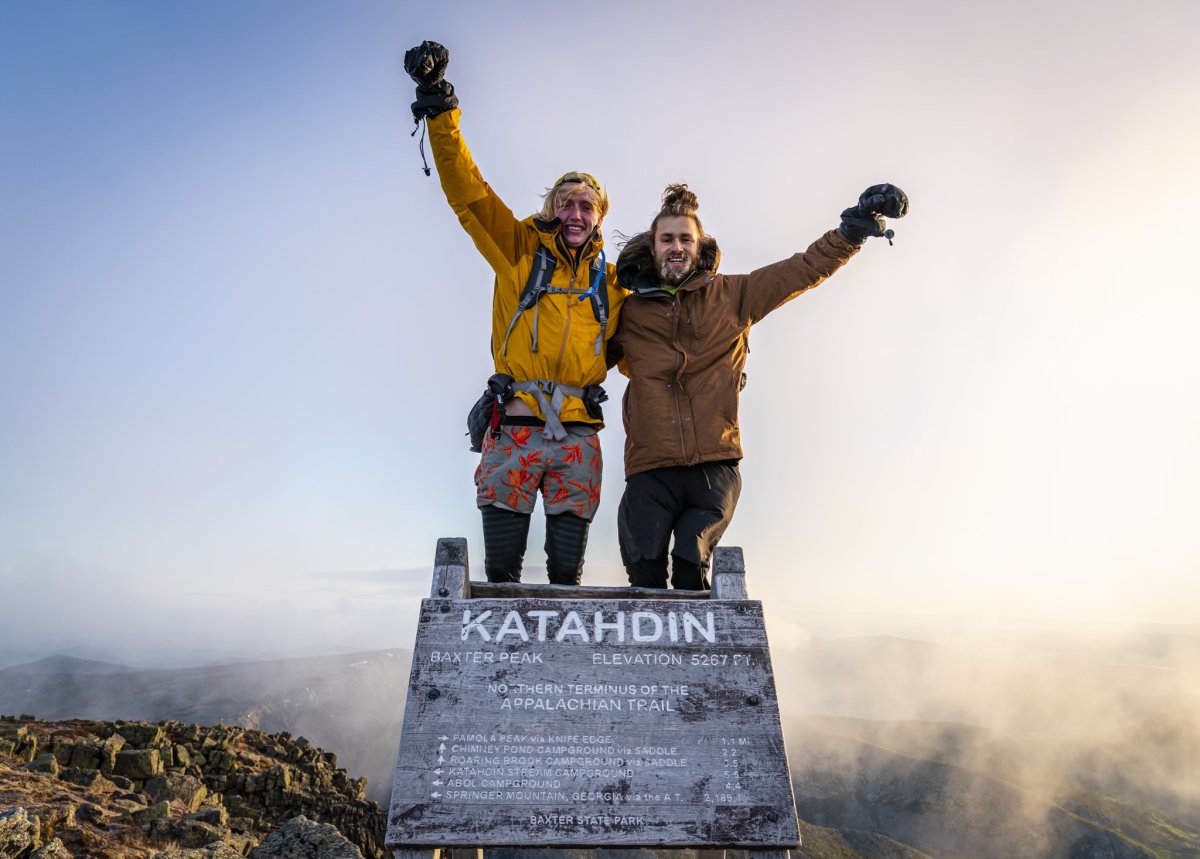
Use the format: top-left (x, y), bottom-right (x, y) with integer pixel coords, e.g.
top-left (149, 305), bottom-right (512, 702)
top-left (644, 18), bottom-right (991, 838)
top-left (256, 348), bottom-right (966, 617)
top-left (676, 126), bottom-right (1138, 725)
top-left (480, 506), bottom-right (590, 585)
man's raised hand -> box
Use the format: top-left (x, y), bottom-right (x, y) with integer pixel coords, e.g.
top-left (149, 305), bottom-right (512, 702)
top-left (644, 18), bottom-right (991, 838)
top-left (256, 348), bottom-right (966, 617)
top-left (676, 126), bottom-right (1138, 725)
top-left (858, 184), bottom-right (909, 219)
top-left (839, 183), bottom-right (909, 245)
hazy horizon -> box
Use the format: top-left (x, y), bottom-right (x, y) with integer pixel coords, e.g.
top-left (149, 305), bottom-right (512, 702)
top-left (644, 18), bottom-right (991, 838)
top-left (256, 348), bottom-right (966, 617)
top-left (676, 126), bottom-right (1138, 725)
top-left (2, 582), bottom-right (1196, 673)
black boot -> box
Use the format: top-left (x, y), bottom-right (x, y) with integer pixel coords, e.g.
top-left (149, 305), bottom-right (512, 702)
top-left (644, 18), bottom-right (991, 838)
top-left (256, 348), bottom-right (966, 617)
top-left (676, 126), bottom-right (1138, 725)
top-left (626, 557), bottom-right (669, 589)
top-left (545, 513), bottom-right (589, 585)
top-left (480, 506), bottom-right (531, 582)
top-left (671, 556), bottom-right (709, 591)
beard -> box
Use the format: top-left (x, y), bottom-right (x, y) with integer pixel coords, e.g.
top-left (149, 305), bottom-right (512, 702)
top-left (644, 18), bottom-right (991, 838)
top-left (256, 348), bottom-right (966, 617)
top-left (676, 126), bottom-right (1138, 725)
top-left (657, 251), bottom-right (698, 286)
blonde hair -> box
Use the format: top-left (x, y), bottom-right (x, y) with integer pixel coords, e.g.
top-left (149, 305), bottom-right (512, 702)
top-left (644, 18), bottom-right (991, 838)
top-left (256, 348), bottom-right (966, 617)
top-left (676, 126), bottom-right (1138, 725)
top-left (537, 172), bottom-right (610, 221)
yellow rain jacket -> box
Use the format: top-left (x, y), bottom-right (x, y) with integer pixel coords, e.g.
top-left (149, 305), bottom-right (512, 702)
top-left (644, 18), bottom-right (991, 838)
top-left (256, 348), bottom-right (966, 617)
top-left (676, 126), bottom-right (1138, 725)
top-left (428, 109), bottom-right (624, 426)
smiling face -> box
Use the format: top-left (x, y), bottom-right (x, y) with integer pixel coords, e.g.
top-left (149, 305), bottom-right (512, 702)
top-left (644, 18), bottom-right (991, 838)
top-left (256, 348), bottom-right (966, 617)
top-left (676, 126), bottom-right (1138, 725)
top-left (555, 188), bottom-right (602, 248)
top-left (653, 215), bottom-right (701, 285)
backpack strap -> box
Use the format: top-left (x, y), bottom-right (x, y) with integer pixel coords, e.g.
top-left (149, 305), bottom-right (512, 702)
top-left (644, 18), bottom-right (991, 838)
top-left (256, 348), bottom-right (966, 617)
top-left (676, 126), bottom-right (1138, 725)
top-left (501, 245), bottom-right (610, 356)
top-left (500, 246), bottom-right (556, 356)
top-left (585, 250), bottom-right (608, 356)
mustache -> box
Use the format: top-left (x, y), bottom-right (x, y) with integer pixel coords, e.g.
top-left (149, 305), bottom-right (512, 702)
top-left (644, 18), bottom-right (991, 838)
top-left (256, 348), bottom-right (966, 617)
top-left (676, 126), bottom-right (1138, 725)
top-left (658, 252), bottom-right (697, 285)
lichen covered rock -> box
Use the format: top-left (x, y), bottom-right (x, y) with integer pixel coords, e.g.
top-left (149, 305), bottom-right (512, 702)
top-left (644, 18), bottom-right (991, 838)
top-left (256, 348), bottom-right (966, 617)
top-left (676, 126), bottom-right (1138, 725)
top-left (250, 815), bottom-right (364, 858)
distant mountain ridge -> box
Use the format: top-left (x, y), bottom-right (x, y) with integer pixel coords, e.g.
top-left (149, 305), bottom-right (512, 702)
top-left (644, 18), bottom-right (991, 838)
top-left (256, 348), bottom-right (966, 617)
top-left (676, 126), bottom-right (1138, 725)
top-left (3, 654), bottom-right (131, 674)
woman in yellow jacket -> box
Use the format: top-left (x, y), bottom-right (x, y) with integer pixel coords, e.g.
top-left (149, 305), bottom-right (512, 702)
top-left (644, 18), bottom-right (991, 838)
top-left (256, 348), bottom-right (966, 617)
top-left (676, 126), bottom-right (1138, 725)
top-left (405, 41), bottom-right (624, 585)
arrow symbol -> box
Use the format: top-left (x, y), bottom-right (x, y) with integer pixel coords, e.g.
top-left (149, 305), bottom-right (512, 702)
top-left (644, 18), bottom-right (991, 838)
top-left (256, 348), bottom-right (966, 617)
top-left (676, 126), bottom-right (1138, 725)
top-left (438, 743), bottom-right (446, 753)
top-left (438, 736), bottom-right (449, 741)
top-left (433, 768), bottom-right (443, 775)
top-left (438, 756), bottom-right (445, 764)
top-left (433, 779), bottom-right (443, 786)
top-left (431, 791), bottom-right (442, 799)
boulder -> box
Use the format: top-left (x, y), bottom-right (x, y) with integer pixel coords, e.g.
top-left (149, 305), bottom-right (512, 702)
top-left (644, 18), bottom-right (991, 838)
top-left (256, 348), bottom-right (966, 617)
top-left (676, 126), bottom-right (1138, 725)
top-left (250, 816), bottom-right (363, 859)
top-left (0, 807), bottom-right (39, 856)
top-left (50, 740), bottom-right (74, 767)
top-left (151, 845), bottom-right (243, 859)
top-left (76, 803), bottom-right (108, 824)
top-left (263, 766), bottom-right (291, 793)
top-left (29, 837), bottom-right (73, 859)
top-left (68, 739), bottom-right (102, 770)
top-left (151, 844), bottom-right (242, 858)
top-left (28, 752), bottom-right (59, 775)
top-left (99, 734), bottom-right (125, 772)
top-left (111, 798), bottom-right (148, 814)
top-left (145, 773), bottom-right (208, 812)
top-left (4, 725), bottom-right (38, 762)
top-left (186, 807), bottom-right (229, 827)
top-left (205, 749), bottom-right (236, 774)
top-left (118, 723), bottom-right (165, 747)
top-left (16, 735), bottom-right (38, 762)
top-left (59, 767), bottom-right (114, 790)
top-left (40, 804), bottom-right (75, 837)
top-left (114, 748), bottom-right (163, 779)
top-left (178, 820), bottom-right (231, 849)
top-left (132, 801), bottom-right (171, 825)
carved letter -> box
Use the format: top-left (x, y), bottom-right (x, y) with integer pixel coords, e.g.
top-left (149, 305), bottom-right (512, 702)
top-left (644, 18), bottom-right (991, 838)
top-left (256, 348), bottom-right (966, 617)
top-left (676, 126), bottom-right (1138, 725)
top-left (461, 609), bottom-right (493, 642)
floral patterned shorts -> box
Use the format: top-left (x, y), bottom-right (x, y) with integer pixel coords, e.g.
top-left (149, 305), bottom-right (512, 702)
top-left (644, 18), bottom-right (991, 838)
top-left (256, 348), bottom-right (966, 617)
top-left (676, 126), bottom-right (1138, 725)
top-left (474, 424), bottom-right (602, 521)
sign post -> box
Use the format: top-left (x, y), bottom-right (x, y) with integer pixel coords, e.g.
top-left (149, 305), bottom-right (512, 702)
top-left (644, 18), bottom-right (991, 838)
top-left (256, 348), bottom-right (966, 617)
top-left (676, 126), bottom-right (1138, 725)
top-left (387, 539), bottom-right (797, 858)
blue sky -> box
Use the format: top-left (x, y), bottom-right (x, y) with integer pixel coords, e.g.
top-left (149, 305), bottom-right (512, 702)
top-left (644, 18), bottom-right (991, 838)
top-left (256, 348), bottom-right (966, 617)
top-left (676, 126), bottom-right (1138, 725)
top-left (2, 0), bottom-right (1198, 664)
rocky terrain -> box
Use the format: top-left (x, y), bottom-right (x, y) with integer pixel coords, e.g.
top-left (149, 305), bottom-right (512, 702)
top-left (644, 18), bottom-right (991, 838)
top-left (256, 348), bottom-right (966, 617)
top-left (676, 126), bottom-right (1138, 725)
top-left (0, 712), bottom-right (905, 859)
top-left (0, 650), bottom-right (411, 808)
top-left (0, 716), bottom-right (384, 858)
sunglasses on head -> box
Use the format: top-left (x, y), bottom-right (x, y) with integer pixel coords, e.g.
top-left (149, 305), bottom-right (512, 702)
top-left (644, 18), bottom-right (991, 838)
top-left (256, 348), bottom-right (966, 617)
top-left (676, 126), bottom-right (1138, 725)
top-left (553, 172), bottom-right (601, 193)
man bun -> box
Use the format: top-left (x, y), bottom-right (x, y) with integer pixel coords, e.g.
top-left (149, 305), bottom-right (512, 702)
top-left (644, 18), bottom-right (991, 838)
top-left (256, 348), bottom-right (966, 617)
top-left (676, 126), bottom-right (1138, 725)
top-left (651, 183), bottom-right (704, 240)
top-left (660, 184), bottom-right (699, 217)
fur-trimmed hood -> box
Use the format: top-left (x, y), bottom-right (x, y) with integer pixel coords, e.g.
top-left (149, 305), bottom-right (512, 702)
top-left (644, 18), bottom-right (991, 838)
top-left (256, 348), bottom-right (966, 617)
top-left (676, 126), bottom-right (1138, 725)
top-left (615, 230), bottom-right (721, 293)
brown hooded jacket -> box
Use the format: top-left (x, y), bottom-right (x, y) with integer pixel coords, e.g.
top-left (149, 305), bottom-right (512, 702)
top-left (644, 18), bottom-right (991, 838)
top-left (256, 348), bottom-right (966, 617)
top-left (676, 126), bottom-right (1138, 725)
top-left (609, 228), bottom-right (860, 477)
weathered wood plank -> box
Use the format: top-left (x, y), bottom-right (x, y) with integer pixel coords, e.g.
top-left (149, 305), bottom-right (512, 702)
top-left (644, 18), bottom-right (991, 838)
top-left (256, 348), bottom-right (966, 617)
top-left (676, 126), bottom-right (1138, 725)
top-left (385, 597), bottom-right (798, 850)
top-left (392, 846), bottom-right (481, 857)
top-left (712, 546), bottom-right (747, 600)
top-left (431, 537), bottom-right (471, 599)
top-left (467, 580), bottom-right (711, 600)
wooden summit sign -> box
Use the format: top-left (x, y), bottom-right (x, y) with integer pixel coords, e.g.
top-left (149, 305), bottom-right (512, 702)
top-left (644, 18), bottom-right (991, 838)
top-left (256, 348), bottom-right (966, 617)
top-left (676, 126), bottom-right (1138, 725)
top-left (386, 538), bottom-right (799, 856)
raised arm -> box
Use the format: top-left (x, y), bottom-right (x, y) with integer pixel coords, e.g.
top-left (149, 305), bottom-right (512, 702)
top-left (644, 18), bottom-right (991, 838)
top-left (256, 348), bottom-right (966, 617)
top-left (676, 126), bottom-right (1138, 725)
top-left (405, 41), bottom-right (528, 272)
top-left (737, 184), bottom-right (909, 323)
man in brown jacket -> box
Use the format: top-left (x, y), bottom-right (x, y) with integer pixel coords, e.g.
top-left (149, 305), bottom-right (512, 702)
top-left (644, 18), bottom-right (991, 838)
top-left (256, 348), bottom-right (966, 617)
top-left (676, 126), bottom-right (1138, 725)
top-left (609, 183), bottom-right (908, 589)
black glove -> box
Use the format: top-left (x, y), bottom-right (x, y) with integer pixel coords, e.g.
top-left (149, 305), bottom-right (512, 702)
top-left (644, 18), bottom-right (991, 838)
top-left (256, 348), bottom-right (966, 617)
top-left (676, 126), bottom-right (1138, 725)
top-left (839, 183), bottom-right (909, 245)
top-left (857, 183), bottom-right (909, 219)
top-left (404, 40), bottom-right (449, 87)
top-left (839, 207), bottom-right (887, 245)
top-left (404, 41), bottom-right (458, 120)
top-left (582, 384), bottom-right (608, 421)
